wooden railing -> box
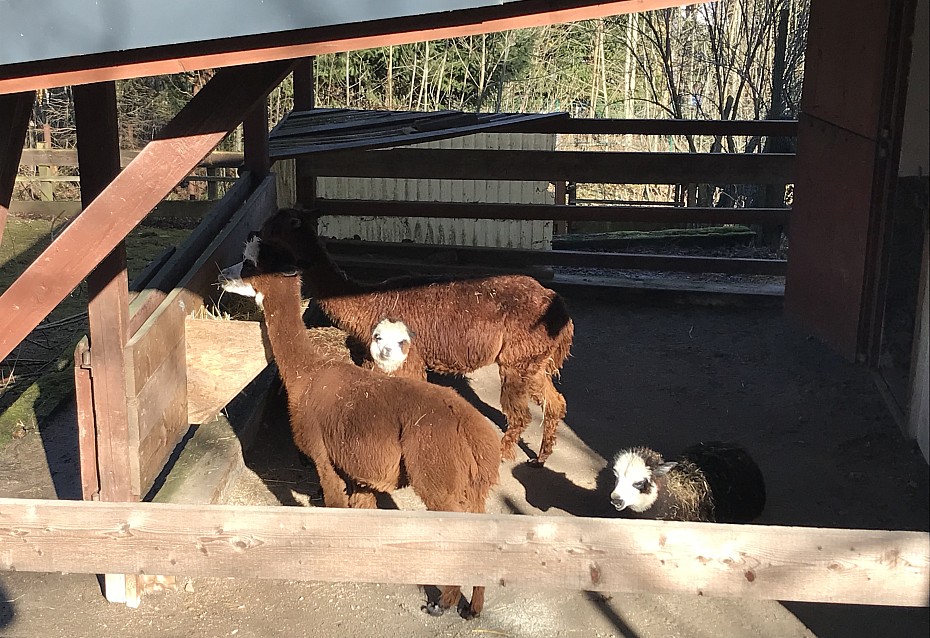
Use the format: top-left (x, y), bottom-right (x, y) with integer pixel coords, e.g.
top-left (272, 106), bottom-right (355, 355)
top-left (295, 118), bottom-right (795, 280)
top-left (14, 149), bottom-right (245, 213)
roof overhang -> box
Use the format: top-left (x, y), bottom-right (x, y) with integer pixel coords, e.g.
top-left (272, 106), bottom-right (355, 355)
top-left (0, 0), bottom-right (688, 94)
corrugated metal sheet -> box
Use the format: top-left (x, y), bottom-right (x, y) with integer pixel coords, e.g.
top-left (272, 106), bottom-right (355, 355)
top-left (314, 131), bottom-right (555, 250)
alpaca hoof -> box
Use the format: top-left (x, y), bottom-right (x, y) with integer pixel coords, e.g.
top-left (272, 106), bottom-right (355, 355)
top-left (460, 607), bottom-right (481, 620)
top-left (527, 457), bottom-right (546, 468)
top-left (423, 602), bottom-right (446, 617)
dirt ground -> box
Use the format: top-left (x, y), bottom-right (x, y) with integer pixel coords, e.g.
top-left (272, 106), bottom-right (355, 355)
top-left (1, 291), bottom-right (928, 637)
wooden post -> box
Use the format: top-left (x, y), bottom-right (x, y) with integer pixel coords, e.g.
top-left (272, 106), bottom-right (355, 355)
top-left (293, 58), bottom-right (317, 207)
top-left (73, 80), bottom-right (140, 607)
top-left (207, 167), bottom-right (219, 200)
top-left (243, 97), bottom-right (270, 186)
top-left (553, 181), bottom-right (568, 236)
top-left (0, 91), bottom-right (35, 245)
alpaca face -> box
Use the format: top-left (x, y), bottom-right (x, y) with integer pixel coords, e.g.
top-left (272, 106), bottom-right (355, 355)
top-left (610, 450), bottom-right (666, 513)
top-left (370, 318), bottom-right (412, 374)
top-left (218, 235), bottom-right (264, 306)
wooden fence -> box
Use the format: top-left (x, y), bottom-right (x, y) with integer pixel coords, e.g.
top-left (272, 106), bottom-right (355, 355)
top-left (1, 498), bottom-right (927, 607)
top-left (14, 149), bottom-right (244, 216)
top-left (289, 117), bottom-right (795, 277)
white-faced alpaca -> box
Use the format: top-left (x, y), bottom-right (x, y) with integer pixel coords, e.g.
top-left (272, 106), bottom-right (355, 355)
top-left (609, 441), bottom-right (766, 523)
top-left (368, 318), bottom-right (420, 376)
top-left (220, 236), bottom-right (501, 619)
top-left (257, 207), bottom-right (574, 466)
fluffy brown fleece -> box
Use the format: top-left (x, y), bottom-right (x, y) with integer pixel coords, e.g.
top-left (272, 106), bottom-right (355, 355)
top-left (231, 259), bottom-right (500, 619)
top-left (258, 207), bottom-right (575, 466)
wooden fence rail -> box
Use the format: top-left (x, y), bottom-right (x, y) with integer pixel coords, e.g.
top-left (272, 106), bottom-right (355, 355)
top-left (298, 149), bottom-right (795, 184)
top-left (0, 498), bottom-right (927, 607)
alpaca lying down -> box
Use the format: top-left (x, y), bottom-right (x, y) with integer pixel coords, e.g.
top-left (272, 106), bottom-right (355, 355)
top-left (220, 235), bottom-right (501, 619)
top-left (610, 441), bottom-right (766, 523)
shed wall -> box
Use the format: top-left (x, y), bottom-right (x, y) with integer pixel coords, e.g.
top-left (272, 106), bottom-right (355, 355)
top-left (283, 132), bottom-right (555, 250)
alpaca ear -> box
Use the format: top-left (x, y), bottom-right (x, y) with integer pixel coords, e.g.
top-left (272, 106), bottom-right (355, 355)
top-left (655, 461), bottom-right (678, 476)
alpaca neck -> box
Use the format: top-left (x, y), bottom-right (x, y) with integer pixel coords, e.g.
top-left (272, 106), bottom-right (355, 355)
top-left (257, 274), bottom-right (324, 386)
top-left (299, 242), bottom-right (365, 299)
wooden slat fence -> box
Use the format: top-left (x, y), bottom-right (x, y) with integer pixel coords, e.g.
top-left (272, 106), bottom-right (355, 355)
top-left (280, 114), bottom-right (795, 278)
top-left (1, 498), bottom-right (927, 608)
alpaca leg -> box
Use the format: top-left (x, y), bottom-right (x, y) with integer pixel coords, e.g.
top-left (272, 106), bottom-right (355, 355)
top-left (301, 444), bottom-right (350, 508)
top-left (466, 587), bottom-right (485, 619)
top-left (424, 586), bottom-right (463, 616)
top-left (530, 374), bottom-right (567, 467)
top-left (498, 367), bottom-right (533, 462)
top-left (347, 485), bottom-right (378, 509)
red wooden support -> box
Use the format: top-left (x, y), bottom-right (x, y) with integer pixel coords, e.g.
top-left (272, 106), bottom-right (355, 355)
top-left (73, 81), bottom-right (133, 503)
top-left (0, 91), bottom-right (35, 245)
top-left (0, 60), bottom-right (294, 364)
top-left (293, 58), bottom-right (315, 111)
top-left (292, 58), bottom-right (317, 206)
top-left (243, 99), bottom-right (270, 180)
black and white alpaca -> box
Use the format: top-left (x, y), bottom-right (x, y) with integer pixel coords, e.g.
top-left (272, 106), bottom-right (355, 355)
top-left (609, 441), bottom-right (766, 523)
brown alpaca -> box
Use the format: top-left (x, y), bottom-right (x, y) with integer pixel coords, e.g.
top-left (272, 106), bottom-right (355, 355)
top-left (258, 207), bottom-right (574, 466)
top-left (219, 237), bottom-right (500, 619)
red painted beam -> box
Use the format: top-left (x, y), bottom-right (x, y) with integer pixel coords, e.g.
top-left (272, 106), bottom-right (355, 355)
top-left (0, 91), bottom-right (34, 244)
top-left (0, 60), bottom-right (294, 363)
top-left (0, 1), bottom-right (687, 95)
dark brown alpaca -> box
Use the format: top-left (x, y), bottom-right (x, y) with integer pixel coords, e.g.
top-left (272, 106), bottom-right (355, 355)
top-left (219, 237), bottom-right (500, 619)
top-left (258, 207), bottom-right (574, 466)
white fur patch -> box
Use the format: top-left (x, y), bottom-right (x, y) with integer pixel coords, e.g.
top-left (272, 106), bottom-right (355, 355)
top-left (242, 234), bottom-right (261, 264)
top-left (370, 318), bottom-right (412, 374)
top-left (218, 251), bottom-right (263, 307)
top-left (610, 450), bottom-right (659, 513)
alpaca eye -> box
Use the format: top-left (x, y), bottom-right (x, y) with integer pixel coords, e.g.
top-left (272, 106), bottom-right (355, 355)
top-left (633, 480), bottom-right (649, 492)
top-left (373, 334), bottom-right (381, 341)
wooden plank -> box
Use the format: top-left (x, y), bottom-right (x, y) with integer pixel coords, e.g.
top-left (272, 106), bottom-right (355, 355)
top-left (0, 498), bottom-right (927, 607)
top-left (495, 117), bottom-right (799, 137)
top-left (8, 199), bottom-right (218, 220)
top-left (74, 81), bottom-right (134, 505)
top-left (785, 116), bottom-right (877, 359)
top-left (0, 60), bottom-right (293, 364)
top-left (243, 100), bottom-right (271, 179)
top-left (0, 91), bottom-right (34, 244)
top-left (131, 335), bottom-right (189, 496)
top-left (801, 0), bottom-right (891, 140)
top-left (19, 148), bottom-right (244, 169)
top-left (298, 149), bottom-right (795, 184)
top-left (185, 318), bottom-right (272, 425)
top-left (326, 240), bottom-right (788, 276)
top-left (0, 1), bottom-right (686, 95)
top-left (315, 199), bottom-right (791, 225)
top-left (72, 337), bottom-right (99, 502)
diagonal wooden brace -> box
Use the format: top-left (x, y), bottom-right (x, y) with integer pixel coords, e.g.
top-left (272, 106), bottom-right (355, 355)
top-left (0, 60), bottom-right (293, 363)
